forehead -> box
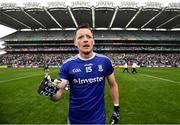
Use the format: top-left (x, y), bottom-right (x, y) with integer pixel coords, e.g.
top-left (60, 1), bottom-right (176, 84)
top-left (76, 28), bottom-right (93, 36)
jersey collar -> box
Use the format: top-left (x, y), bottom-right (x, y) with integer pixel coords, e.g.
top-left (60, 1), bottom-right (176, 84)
top-left (78, 52), bottom-right (96, 61)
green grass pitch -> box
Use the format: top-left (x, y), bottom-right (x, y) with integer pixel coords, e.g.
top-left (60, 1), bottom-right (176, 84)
top-left (0, 67), bottom-right (180, 124)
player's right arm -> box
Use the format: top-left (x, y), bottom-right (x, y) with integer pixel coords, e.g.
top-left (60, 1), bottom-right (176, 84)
top-left (50, 80), bottom-right (68, 101)
top-left (51, 60), bottom-right (70, 101)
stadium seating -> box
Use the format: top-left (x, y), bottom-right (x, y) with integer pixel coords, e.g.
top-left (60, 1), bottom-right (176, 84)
top-left (0, 30), bottom-right (180, 67)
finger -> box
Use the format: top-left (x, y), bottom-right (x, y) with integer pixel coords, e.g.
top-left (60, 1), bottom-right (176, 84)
top-left (53, 79), bottom-right (61, 85)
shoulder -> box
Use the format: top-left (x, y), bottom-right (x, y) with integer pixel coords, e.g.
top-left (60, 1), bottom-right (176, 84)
top-left (95, 53), bottom-right (110, 60)
top-left (95, 53), bottom-right (112, 63)
top-left (60, 55), bottom-right (78, 71)
top-left (95, 53), bottom-right (113, 66)
top-left (63, 55), bottom-right (79, 65)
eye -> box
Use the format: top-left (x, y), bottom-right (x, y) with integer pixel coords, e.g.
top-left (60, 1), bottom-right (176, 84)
top-left (77, 35), bottom-right (84, 40)
top-left (86, 35), bottom-right (92, 39)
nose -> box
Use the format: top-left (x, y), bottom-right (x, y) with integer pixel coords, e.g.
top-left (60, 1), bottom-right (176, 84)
top-left (82, 36), bottom-right (89, 43)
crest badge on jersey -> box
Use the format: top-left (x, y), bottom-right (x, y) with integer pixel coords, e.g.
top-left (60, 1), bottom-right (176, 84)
top-left (98, 64), bottom-right (103, 72)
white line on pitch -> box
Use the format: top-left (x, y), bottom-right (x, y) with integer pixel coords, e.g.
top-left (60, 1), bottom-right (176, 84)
top-left (141, 73), bottom-right (180, 85)
top-left (0, 74), bottom-right (43, 83)
top-left (0, 71), bottom-right (57, 83)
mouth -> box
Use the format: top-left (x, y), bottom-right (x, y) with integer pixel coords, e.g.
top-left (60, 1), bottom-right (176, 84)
top-left (83, 45), bottom-right (90, 48)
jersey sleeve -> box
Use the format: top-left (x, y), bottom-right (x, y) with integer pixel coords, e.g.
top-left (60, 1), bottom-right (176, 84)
top-left (58, 63), bottom-right (69, 81)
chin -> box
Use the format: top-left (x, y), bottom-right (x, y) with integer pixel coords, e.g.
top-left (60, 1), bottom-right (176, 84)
top-left (81, 48), bottom-right (93, 55)
top-left (82, 50), bottom-right (92, 54)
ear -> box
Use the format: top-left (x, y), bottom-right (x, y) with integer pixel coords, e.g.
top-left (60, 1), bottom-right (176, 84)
top-left (74, 40), bottom-right (78, 46)
top-left (74, 36), bottom-right (78, 46)
top-left (92, 39), bottom-right (95, 45)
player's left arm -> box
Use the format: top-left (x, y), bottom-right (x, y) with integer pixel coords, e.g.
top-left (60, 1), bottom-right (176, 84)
top-left (107, 73), bottom-right (120, 124)
top-left (107, 72), bottom-right (119, 105)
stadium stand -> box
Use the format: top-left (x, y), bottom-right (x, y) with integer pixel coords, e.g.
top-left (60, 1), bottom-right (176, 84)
top-left (0, 1), bottom-right (180, 67)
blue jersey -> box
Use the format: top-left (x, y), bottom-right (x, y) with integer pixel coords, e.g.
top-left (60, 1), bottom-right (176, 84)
top-left (59, 53), bottom-right (114, 124)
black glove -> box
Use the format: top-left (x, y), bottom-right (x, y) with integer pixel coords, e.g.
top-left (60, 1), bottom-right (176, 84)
top-left (109, 106), bottom-right (120, 124)
top-left (38, 76), bottom-right (59, 97)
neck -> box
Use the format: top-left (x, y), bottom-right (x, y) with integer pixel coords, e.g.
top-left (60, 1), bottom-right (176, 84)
top-left (78, 52), bottom-right (95, 60)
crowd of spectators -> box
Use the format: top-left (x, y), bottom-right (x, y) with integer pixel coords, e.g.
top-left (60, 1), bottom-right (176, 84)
top-left (107, 53), bottom-right (180, 67)
top-left (0, 53), bottom-right (179, 67)
top-left (5, 46), bottom-right (180, 52)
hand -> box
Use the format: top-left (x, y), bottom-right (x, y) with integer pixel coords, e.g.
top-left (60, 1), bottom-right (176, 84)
top-left (38, 76), bottom-right (59, 97)
top-left (109, 106), bottom-right (120, 124)
top-left (53, 79), bottom-right (61, 85)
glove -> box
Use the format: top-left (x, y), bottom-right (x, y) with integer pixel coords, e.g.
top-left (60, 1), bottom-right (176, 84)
top-left (109, 106), bottom-right (120, 124)
top-left (38, 75), bottom-right (60, 97)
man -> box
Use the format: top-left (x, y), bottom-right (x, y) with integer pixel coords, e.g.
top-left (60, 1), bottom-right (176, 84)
top-left (47, 24), bottom-right (119, 124)
top-left (123, 62), bottom-right (129, 73)
top-left (44, 61), bottom-right (50, 77)
top-left (131, 61), bottom-right (138, 73)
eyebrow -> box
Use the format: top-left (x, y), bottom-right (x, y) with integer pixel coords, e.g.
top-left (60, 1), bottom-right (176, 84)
top-left (77, 34), bottom-right (93, 39)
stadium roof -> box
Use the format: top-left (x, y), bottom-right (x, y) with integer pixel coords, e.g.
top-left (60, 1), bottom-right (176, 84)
top-left (1, 1), bottom-right (180, 31)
